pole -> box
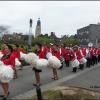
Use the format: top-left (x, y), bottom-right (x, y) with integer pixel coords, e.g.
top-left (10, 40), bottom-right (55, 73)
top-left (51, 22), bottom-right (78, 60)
top-left (28, 18), bottom-right (33, 52)
top-left (36, 84), bottom-right (43, 100)
top-left (96, 36), bottom-right (98, 47)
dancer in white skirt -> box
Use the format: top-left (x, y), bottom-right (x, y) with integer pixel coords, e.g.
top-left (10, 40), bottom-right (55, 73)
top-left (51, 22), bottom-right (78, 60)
top-left (70, 48), bottom-right (80, 72)
top-left (0, 45), bottom-right (15, 100)
top-left (73, 46), bottom-right (86, 70)
top-left (31, 43), bottom-right (48, 86)
top-left (48, 44), bottom-right (61, 80)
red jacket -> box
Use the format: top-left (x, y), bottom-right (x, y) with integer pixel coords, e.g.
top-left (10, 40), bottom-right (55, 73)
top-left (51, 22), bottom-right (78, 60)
top-left (81, 48), bottom-right (87, 57)
top-left (97, 48), bottom-right (100, 56)
top-left (91, 48), bottom-right (96, 56)
top-left (75, 49), bottom-right (83, 60)
top-left (38, 47), bottom-right (46, 59)
top-left (12, 50), bottom-right (20, 59)
top-left (1, 53), bottom-right (16, 70)
top-left (49, 47), bottom-right (55, 55)
top-left (70, 50), bottom-right (76, 61)
top-left (65, 48), bottom-right (71, 61)
top-left (43, 46), bottom-right (49, 58)
top-left (52, 48), bottom-right (60, 59)
top-left (60, 47), bottom-right (65, 57)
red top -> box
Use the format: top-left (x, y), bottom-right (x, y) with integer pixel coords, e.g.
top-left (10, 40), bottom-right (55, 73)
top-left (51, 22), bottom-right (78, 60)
top-left (53, 48), bottom-right (60, 59)
top-left (1, 48), bottom-right (7, 55)
top-left (65, 48), bottom-right (71, 61)
top-left (97, 48), bottom-right (100, 56)
top-left (70, 50), bottom-right (76, 61)
top-left (75, 49), bottom-right (83, 60)
top-left (1, 53), bottom-right (16, 70)
top-left (49, 47), bottom-right (55, 55)
top-left (12, 49), bottom-right (20, 59)
top-left (91, 48), bottom-right (96, 56)
top-left (60, 47), bottom-right (65, 57)
top-left (38, 47), bottom-right (46, 59)
top-left (81, 48), bottom-right (87, 57)
top-left (43, 46), bottom-right (49, 58)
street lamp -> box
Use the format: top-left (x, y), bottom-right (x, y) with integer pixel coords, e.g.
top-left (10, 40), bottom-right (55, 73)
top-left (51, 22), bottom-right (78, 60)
top-left (28, 18), bottom-right (33, 52)
top-left (96, 36), bottom-right (98, 47)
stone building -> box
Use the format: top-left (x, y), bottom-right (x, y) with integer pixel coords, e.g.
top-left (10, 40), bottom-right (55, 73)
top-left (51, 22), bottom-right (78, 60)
top-left (77, 23), bottom-right (100, 45)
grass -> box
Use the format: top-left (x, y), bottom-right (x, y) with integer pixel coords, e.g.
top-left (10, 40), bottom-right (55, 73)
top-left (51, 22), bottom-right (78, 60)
top-left (30, 86), bottom-right (100, 100)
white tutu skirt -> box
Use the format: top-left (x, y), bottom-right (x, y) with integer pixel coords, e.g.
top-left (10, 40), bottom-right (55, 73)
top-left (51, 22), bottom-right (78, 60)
top-left (34, 59), bottom-right (49, 70)
top-left (46, 52), bottom-right (52, 59)
top-left (79, 57), bottom-right (87, 64)
top-left (71, 59), bottom-right (80, 68)
top-left (0, 65), bottom-right (14, 83)
top-left (20, 52), bottom-right (27, 60)
top-left (15, 58), bottom-right (21, 67)
top-left (0, 60), bottom-right (4, 66)
top-left (0, 52), bottom-right (3, 59)
top-left (25, 53), bottom-right (39, 65)
top-left (48, 56), bottom-right (62, 69)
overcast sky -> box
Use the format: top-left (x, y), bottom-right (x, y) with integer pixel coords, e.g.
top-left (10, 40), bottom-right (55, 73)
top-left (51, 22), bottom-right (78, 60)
top-left (0, 1), bottom-right (100, 37)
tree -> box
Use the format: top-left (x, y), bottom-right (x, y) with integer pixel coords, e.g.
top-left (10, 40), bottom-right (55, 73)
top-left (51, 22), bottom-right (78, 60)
top-left (63, 37), bottom-right (80, 46)
top-left (32, 35), bottom-right (54, 45)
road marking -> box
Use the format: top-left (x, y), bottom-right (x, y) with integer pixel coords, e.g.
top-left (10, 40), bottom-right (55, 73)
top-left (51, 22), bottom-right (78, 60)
top-left (12, 64), bottom-right (100, 99)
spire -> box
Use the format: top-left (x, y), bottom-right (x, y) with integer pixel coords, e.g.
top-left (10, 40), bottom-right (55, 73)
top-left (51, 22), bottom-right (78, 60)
top-left (35, 18), bottom-right (41, 37)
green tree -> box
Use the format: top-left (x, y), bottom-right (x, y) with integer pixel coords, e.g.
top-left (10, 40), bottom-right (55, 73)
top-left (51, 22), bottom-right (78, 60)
top-left (63, 38), bottom-right (80, 46)
top-left (32, 36), bottom-right (54, 45)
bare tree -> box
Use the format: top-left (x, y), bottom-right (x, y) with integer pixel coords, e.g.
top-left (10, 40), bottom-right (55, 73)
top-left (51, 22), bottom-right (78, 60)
top-left (0, 25), bottom-right (10, 34)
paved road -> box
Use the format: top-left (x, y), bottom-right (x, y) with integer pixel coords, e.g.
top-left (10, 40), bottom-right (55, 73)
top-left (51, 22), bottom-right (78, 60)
top-left (0, 63), bottom-right (100, 99)
top-left (60, 64), bottom-right (100, 92)
top-left (0, 64), bottom-right (72, 98)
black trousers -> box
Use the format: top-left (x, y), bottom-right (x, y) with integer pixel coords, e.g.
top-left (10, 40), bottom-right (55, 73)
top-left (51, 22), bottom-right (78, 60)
top-left (65, 60), bottom-right (70, 67)
top-left (72, 67), bottom-right (77, 72)
top-left (98, 56), bottom-right (100, 62)
top-left (86, 58), bottom-right (91, 67)
top-left (79, 64), bottom-right (84, 70)
top-left (92, 56), bottom-right (97, 65)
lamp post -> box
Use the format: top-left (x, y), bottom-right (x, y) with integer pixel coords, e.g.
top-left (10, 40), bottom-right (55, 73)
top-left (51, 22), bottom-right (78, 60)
top-left (96, 36), bottom-right (98, 47)
top-left (28, 18), bottom-right (33, 52)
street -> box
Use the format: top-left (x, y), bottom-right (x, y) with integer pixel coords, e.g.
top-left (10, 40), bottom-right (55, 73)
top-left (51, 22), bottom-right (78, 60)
top-left (0, 63), bottom-right (100, 99)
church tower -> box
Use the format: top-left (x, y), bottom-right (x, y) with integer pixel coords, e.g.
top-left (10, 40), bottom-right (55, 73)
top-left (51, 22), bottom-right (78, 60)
top-left (35, 18), bottom-right (41, 37)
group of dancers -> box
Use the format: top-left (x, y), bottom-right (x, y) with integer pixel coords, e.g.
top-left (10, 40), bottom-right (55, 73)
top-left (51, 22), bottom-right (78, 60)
top-left (0, 42), bottom-right (100, 99)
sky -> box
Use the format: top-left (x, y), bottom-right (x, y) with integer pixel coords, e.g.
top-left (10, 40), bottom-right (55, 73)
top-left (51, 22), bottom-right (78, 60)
top-left (0, 1), bottom-right (100, 37)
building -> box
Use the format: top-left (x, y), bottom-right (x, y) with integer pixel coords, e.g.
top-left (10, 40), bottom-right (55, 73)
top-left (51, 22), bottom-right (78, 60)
top-left (77, 23), bottom-right (100, 45)
top-left (35, 18), bottom-right (41, 37)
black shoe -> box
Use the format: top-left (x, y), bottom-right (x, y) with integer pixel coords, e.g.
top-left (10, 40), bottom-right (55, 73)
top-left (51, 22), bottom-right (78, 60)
top-left (2, 96), bottom-right (7, 100)
top-left (0, 95), bottom-right (4, 97)
top-left (72, 67), bottom-right (77, 72)
top-left (79, 64), bottom-right (84, 70)
top-left (59, 66), bottom-right (63, 70)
